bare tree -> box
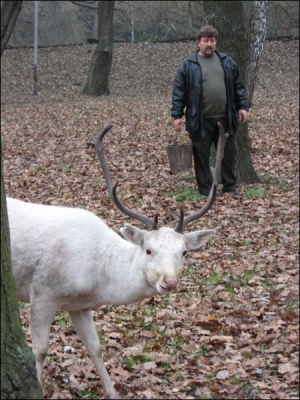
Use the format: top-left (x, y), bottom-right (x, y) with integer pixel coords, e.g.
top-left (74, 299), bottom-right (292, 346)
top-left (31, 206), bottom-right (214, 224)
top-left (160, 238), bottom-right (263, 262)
top-left (246, 1), bottom-right (268, 106)
top-left (84, 0), bottom-right (115, 96)
top-left (237, 1), bottom-right (268, 183)
top-left (1, 3), bottom-right (43, 398)
top-left (186, 0), bottom-right (193, 38)
top-left (128, 0), bottom-right (135, 43)
top-left (203, 0), bottom-right (268, 183)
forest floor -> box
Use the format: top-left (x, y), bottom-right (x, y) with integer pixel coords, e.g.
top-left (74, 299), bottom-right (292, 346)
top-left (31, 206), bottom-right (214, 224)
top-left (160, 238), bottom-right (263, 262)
top-left (1, 40), bottom-right (299, 399)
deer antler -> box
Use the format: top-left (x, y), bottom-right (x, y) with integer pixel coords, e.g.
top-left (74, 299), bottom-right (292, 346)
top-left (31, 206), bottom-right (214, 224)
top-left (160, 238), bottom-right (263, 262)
top-left (95, 125), bottom-right (159, 230)
top-left (175, 122), bottom-right (229, 233)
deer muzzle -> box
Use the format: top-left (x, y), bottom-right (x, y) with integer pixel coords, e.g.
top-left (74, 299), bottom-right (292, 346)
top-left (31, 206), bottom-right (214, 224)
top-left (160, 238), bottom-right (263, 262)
top-left (159, 277), bottom-right (178, 293)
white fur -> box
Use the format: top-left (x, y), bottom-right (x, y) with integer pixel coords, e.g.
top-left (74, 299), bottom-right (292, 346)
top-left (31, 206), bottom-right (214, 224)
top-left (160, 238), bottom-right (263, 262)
top-left (7, 197), bottom-right (215, 398)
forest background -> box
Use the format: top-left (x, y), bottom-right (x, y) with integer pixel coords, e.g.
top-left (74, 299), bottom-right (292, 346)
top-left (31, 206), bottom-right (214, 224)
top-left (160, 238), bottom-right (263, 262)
top-left (8, 0), bottom-right (299, 47)
top-left (1, 1), bottom-right (299, 399)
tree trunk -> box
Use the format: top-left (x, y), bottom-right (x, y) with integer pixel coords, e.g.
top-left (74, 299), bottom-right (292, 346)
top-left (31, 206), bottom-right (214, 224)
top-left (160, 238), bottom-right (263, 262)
top-left (1, 151), bottom-right (43, 399)
top-left (1, 5), bottom-right (43, 396)
top-left (203, 0), bottom-right (267, 184)
top-left (187, 1), bottom-right (193, 38)
top-left (129, 0), bottom-right (135, 44)
top-left (246, 1), bottom-right (268, 106)
top-left (1, 1), bottom-right (23, 56)
top-left (236, 123), bottom-right (260, 183)
top-left (83, 0), bottom-right (115, 96)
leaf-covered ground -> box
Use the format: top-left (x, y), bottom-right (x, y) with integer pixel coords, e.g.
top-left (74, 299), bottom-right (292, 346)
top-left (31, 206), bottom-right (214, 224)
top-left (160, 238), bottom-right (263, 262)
top-left (1, 40), bottom-right (299, 399)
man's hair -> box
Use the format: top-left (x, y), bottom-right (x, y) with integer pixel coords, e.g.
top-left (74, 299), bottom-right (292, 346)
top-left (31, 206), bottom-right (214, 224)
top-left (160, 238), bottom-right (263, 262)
top-left (196, 25), bottom-right (219, 41)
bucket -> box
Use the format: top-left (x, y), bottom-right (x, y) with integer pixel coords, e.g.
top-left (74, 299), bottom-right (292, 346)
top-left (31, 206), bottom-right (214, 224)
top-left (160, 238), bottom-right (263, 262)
top-left (166, 143), bottom-right (193, 172)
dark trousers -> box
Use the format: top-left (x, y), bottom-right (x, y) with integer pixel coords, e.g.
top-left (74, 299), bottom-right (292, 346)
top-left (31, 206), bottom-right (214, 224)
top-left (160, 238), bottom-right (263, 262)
top-left (192, 117), bottom-right (237, 196)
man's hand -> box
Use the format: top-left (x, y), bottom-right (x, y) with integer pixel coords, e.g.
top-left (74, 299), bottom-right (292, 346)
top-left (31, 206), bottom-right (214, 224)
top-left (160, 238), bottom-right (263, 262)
top-left (173, 118), bottom-right (183, 131)
top-left (239, 109), bottom-right (249, 124)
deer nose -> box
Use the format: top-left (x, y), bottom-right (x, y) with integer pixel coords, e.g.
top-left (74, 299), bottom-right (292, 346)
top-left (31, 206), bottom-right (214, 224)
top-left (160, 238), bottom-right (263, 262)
top-left (163, 277), bottom-right (178, 290)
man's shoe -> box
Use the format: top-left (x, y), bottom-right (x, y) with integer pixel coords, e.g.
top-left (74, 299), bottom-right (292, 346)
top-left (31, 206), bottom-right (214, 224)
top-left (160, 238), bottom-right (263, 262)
top-left (222, 189), bottom-right (242, 197)
top-left (231, 190), bottom-right (241, 197)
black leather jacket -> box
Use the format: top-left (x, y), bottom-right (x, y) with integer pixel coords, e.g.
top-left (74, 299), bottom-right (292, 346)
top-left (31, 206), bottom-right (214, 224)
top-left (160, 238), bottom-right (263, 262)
top-left (171, 50), bottom-right (249, 138)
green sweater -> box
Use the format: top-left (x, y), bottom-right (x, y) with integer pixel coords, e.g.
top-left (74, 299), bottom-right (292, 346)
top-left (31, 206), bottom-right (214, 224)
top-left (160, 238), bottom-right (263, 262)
top-left (197, 52), bottom-right (227, 118)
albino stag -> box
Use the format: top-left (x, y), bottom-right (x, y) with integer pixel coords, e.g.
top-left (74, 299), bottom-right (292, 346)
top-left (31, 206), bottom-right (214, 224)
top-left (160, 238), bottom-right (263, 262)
top-left (7, 123), bottom-right (228, 399)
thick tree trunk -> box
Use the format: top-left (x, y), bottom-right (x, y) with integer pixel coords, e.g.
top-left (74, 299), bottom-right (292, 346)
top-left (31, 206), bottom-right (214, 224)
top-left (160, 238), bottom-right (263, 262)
top-left (1, 1), bottom-right (23, 56)
top-left (1, 153), bottom-right (43, 399)
top-left (203, 0), bottom-right (267, 184)
top-left (1, 7), bottom-right (43, 394)
top-left (83, 1), bottom-right (115, 96)
top-left (236, 124), bottom-right (260, 183)
top-left (204, 1), bottom-right (247, 74)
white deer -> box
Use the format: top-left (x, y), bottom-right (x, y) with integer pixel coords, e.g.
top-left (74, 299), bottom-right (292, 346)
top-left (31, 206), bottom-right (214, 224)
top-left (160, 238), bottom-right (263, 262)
top-left (7, 124), bottom-right (228, 399)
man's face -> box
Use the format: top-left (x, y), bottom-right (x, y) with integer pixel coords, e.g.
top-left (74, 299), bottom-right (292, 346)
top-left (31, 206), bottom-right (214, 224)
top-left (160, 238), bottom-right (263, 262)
top-left (196, 36), bottom-right (217, 57)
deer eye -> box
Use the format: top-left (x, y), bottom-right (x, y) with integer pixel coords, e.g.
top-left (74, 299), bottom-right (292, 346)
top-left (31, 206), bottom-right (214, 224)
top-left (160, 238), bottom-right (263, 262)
top-left (146, 249), bottom-right (152, 255)
top-left (182, 250), bottom-right (187, 257)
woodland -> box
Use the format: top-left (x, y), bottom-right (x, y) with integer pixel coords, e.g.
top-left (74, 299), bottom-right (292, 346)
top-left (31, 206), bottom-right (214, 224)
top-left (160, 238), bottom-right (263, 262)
top-left (1, 38), bottom-right (299, 399)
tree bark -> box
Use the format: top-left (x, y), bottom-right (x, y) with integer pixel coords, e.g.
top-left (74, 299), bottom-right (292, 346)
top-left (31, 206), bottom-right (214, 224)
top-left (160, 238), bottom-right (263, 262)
top-left (246, 1), bottom-right (268, 106)
top-left (1, 5), bottom-right (43, 396)
top-left (203, 0), bottom-right (267, 183)
top-left (1, 1), bottom-right (23, 56)
top-left (1, 148), bottom-right (43, 399)
top-left (236, 123), bottom-right (260, 183)
top-left (83, 0), bottom-right (115, 96)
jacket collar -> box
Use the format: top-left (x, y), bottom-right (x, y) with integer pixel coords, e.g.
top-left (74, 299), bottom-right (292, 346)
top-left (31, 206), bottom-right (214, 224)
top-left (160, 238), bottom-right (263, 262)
top-left (187, 49), bottom-right (227, 64)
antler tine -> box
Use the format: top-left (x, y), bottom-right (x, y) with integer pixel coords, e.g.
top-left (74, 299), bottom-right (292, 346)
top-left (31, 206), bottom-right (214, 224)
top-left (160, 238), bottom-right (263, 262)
top-left (175, 123), bottom-right (229, 233)
top-left (111, 182), bottom-right (159, 230)
top-left (175, 208), bottom-right (184, 234)
top-left (95, 125), bottom-right (158, 230)
top-left (95, 125), bottom-right (114, 195)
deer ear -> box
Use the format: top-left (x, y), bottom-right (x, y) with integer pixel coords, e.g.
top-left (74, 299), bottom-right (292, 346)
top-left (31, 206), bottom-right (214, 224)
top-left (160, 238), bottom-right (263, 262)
top-left (120, 224), bottom-right (146, 245)
top-left (184, 229), bottom-right (216, 251)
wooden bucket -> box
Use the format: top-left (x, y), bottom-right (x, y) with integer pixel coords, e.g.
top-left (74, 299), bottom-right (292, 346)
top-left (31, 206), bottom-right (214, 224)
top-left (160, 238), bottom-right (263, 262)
top-left (166, 143), bottom-right (193, 172)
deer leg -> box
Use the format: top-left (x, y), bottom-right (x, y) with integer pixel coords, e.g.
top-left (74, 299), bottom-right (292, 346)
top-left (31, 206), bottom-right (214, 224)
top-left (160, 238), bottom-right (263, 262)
top-left (68, 310), bottom-right (119, 399)
top-left (30, 300), bottom-right (57, 384)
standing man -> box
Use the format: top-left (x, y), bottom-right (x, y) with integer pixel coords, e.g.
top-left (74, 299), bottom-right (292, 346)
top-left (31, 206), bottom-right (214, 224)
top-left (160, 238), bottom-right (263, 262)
top-left (171, 25), bottom-right (249, 197)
